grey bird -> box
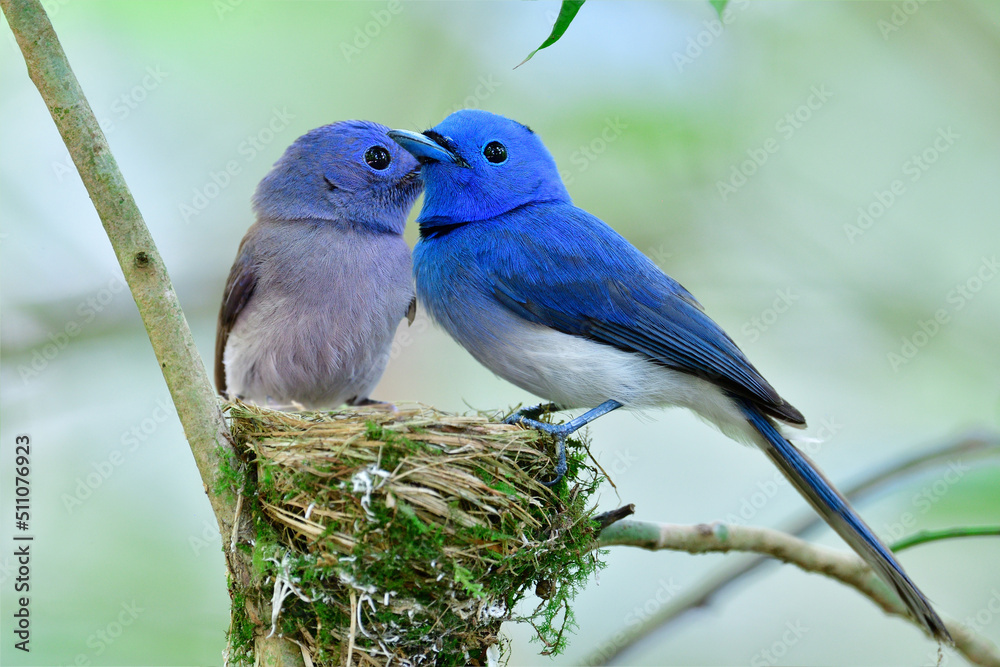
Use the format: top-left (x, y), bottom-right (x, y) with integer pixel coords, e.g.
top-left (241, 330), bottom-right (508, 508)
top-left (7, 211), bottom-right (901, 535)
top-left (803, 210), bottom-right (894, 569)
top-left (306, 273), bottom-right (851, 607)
top-left (214, 121), bottom-right (422, 409)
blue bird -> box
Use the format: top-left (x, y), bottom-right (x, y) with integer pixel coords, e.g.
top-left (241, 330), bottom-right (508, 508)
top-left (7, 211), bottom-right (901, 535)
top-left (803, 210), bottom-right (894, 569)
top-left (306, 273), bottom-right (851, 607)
top-left (388, 110), bottom-right (950, 642)
top-left (216, 121), bottom-right (421, 409)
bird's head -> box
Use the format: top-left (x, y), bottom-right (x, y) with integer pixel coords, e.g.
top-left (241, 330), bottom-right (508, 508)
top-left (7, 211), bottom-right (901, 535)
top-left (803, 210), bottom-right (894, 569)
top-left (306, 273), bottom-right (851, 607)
top-left (388, 110), bottom-right (570, 230)
top-left (253, 120), bottom-right (422, 235)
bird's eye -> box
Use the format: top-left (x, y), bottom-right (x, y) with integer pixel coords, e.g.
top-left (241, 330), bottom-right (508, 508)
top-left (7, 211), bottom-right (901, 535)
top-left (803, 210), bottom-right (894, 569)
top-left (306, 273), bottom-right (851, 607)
top-left (483, 141), bottom-right (507, 164)
top-left (364, 145), bottom-right (392, 170)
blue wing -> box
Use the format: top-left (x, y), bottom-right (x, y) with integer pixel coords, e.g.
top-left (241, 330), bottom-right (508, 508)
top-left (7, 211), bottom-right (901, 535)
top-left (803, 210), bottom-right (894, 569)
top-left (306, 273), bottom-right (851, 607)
top-left (478, 203), bottom-right (804, 425)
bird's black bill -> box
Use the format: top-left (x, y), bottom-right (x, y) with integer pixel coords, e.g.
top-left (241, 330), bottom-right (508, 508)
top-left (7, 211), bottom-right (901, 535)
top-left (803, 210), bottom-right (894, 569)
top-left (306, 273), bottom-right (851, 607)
top-left (388, 129), bottom-right (470, 168)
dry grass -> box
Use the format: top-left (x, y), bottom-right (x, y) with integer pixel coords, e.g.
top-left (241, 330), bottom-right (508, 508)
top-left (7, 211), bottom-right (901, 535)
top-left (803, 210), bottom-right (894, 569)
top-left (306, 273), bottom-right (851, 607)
top-left (225, 401), bottom-right (604, 666)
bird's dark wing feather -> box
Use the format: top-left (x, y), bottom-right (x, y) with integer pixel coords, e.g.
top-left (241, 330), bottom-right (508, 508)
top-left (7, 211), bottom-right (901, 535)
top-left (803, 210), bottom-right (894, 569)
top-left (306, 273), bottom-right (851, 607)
top-left (479, 205), bottom-right (804, 425)
top-left (406, 296), bottom-right (417, 325)
top-left (215, 238), bottom-right (258, 396)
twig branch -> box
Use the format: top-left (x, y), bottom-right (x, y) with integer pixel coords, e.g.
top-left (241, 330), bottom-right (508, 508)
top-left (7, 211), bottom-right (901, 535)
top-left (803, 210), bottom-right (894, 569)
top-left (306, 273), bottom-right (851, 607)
top-left (598, 519), bottom-right (1000, 667)
top-left (592, 504), bottom-right (635, 530)
top-left (1, 0), bottom-right (233, 538)
top-left (893, 526), bottom-right (1000, 553)
top-left (1, 1), bottom-right (300, 663)
top-left (589, 431), bottom-right (1000, 664)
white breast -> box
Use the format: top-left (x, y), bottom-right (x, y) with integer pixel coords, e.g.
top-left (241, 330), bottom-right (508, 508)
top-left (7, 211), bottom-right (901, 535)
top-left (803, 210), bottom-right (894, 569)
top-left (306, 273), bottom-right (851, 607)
top-left (456, 310), bottom-right (755, 443)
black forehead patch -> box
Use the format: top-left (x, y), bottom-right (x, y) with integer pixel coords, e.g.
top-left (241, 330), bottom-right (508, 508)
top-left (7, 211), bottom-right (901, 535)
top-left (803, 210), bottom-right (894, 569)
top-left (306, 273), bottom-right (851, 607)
top-left (422, 130), bottom-right (460, 153)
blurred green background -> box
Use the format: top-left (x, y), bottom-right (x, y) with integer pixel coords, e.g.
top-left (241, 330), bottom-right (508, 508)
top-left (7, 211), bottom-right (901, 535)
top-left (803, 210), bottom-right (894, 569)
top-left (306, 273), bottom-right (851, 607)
top-left (2, 1), bottom-right (999, 665)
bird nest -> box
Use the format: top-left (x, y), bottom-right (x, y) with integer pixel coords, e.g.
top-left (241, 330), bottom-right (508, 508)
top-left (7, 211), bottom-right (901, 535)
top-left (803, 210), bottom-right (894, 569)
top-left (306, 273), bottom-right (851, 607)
top-left (222, 402), bottom-right (605, 666)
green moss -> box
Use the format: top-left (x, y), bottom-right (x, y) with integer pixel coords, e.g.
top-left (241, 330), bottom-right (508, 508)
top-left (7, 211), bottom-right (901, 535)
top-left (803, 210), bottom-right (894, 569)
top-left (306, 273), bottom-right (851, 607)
top-left (225, 403), bottom-right (606, 664)
top-left (214, 444), bottom-right (245, 501)
top-left (226, 583), bottom-right (255, 665)
top-left (454, 564), bottom-right (486, 598)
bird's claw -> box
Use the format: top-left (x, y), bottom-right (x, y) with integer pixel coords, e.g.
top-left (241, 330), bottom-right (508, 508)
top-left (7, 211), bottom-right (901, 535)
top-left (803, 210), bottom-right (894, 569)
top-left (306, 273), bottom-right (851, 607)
top-left (503, 402), bottom-right (560, 424)
top-left (506, 400), bottom-right (621, 487)
top-left (540, 438), bottom-right (568, 487)
top-left (504, 410), bottom-right (570, 487)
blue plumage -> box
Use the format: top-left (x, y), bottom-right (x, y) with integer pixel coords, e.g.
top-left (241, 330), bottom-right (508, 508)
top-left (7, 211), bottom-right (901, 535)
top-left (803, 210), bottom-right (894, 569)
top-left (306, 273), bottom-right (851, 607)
top-left (417, 203), bottom-right (802, 423)
top-left (216, 121), bottom-right (421, 408)
top-left (389, 110), bottom-right (950, 642)
top-left (736, 396), bottom-right (947, 640)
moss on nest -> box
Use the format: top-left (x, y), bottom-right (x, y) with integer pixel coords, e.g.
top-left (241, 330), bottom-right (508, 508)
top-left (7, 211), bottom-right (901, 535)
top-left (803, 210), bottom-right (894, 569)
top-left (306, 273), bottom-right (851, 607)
top-left (222, 402), bottom-right (606, 666)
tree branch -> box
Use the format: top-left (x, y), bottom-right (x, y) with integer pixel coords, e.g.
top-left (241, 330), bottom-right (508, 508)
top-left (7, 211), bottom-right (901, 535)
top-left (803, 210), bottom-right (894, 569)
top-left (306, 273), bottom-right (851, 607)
top-left (589, 431), bottom-right (1000, 664)
top-left (599, 519), bottom-right (1000, 667)
top-left (1, 0), bottom-right (232, 537)
top-left (0, 1), bottom-right (299, 662)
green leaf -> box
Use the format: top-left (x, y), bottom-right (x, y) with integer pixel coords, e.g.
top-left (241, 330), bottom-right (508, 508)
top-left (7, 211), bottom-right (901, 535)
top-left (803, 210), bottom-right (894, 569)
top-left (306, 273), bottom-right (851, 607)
top-left (709, 0), bottom-right (729, 18)
top-left (517, 1), bottom-right (585, 68)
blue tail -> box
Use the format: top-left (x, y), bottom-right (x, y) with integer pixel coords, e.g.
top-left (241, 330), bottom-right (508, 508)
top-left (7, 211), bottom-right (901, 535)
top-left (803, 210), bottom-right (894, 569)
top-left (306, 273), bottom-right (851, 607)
top-left (736, 398), bottom-right (951, 642)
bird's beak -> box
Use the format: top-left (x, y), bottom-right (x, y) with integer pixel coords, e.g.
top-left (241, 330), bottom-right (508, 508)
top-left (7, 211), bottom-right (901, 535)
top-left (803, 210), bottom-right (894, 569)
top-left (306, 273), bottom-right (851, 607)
top-left (388, 129), bottom-right (470, 168)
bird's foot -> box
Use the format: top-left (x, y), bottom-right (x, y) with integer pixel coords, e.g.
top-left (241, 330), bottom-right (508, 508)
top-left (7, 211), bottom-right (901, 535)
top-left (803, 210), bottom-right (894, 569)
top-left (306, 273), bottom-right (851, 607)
top-left (503, 402), bottom-right (561, 424)
top-left (504, 412), bottom-right (574, 487)
top-left (504, 399), bottom-right (625, 487)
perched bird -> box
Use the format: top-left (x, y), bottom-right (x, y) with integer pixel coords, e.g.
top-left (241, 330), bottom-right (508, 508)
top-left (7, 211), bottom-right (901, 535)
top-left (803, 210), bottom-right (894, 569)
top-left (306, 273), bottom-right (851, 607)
top-left (388, 110), bottom-right (951, 642)
top-left (215, 121), bottom-right (421, 409)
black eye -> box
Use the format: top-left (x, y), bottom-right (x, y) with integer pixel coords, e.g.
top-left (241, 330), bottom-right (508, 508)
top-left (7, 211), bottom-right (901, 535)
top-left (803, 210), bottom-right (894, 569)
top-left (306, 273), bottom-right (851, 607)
top-left (483, 141), bottom-right (507, 164)
top-left (364, 145), bottom-right (392, 170)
